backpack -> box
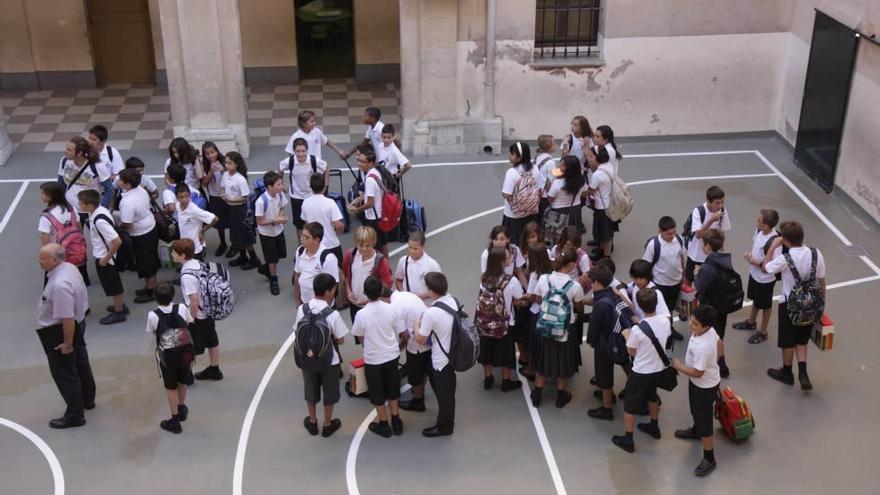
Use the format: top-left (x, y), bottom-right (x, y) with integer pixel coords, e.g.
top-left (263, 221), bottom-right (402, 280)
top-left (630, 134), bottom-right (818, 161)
top-left (374, 163), bottom-right (400, 195)
top-left (432, 299), bottom-right (480, 372)
top-left (288, 155), bottom-right (320, 194)
top-left (605, 299), bottom-right (635, 365)
top-left (509, 168), bottom-right (541, 217)
top-left (167, 185), bottom-right (208, 210)
top-left (92, 213), bottom-right (136, 272)
top-left (715, 386), bottom-right (755, 441)
top-left (150, 199), bottom-right (178, 243)
top-left (704, 257), bottom-right (744, 315)
top-left (784, 248), bottom-right (824, 326)
top-left (298, 245), bottom-right (334, 268)
top-left (595, 168), bottom-right (633, 222)
top-left (474, 276), bottom-right (512, 339)
top-left (681, 205), bottom-right (707, 247)
top-left (645, 235), bottom-right (684, 266)
top-left (154, 304), bottom-right (193, 352)
top-left (41, 208), bottom-right (87, 266)
top-left (293, 302), bottom-right (338, 372)
top-left (367, 171), bottom-right (403, 233)
top-left (181, 261), bottom-right (235, 321)
top-left (243, 178), bottom-right (267, 235)
top-left (537, 279), bottom-right (574, 341)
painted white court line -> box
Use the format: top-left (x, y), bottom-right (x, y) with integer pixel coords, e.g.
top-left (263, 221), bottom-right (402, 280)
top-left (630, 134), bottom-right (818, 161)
top-left (0, 417), bottom-right (65, 495)
top-left (0, 180), bottom-right (29, 235)
top-left (625, 150), bottom-right (756, 159)
top-left (388, 206), bottom-right (506, 258)
top-left (516, 370), bottom-right (567, 495)
top-left (741, 274), bottom-right (880, 308)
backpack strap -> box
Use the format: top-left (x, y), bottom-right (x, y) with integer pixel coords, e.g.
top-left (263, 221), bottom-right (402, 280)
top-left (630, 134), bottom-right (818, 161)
top-left (430, 301), bottom-right (458, 359)
top-left (697, 205), bottom-right (707, 225)
top-left (65, 161), bottom-right (96, 191)
top-left (762, 232), bottom-right (780, 255)
top-left (652, 237), bottom-right (661, 265)
top-left (310, 155), bottom-right (318, 175)
top-left (404, 255), bottom-right (411, 291)
top-left (319, 248), bottom-right (332, 266)
top-left (637, 321), bottom-right (671, 367)
top-left (538, 155), bottom-right (553, 169)
top-left (808, 247), bottom-right (818, 280)
top-left (783, 252), bottom-right (802, 283)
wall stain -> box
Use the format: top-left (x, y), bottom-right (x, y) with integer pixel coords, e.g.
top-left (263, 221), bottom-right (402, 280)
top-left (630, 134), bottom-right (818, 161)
top-left (465, 99), bottom-right (471, 117)
top-left (712, 76), bottom-right (719, 84)
top-left (610, 59), bottom-right (634, 79)
top-left (466, 45), bottom-right (486, 68)
top-left (586, 71), bottom-right (602, 91)
top-left (855, 181), bottom-right (880, 216)
top-left (650, 113), bottom-right (661, 124)
top-left (496, 43), bottom-right (531, 65)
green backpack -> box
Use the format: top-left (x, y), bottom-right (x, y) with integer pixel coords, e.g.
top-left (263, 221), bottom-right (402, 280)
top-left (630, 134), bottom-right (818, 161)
top-left (537, 279), bottom-right (574, 341)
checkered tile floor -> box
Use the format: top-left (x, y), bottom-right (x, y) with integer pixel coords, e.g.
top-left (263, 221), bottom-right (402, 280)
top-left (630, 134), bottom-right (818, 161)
top-left (0, 78), bottom-right (400, 152)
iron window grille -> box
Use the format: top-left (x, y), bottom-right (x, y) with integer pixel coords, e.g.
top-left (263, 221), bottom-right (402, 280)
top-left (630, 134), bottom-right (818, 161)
top-left (535, 0), bottom-right (601, 58)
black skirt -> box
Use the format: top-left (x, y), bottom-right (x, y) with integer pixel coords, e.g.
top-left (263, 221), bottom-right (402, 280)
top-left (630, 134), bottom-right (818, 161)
top-left (524, 311), bottom-right (542, 356)
top-left (511, 307), bottom-right (531, 346)
top-left (534, 325), bottom-right (580, 379)
top-left (226, 203), bottom-right (254, 248)
top-left (478, 329), bottom-right (517, 369)
top-left (208, 195), bottom-right (228, 229)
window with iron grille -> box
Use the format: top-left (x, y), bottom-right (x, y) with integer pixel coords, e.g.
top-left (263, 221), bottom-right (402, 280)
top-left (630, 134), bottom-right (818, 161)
top-left (535, 0), bottom-right (601, 58)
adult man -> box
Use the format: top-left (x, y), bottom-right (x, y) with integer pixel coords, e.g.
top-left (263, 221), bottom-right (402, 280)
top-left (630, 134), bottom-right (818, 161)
top-left (36, 243), bottom-right (96, 428)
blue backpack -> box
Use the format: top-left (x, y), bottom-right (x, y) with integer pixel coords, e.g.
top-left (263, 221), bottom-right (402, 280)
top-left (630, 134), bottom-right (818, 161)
top-left (168, 185), bottom-right (208, 210)
top-left (243, 178), bottom-right (267, 235)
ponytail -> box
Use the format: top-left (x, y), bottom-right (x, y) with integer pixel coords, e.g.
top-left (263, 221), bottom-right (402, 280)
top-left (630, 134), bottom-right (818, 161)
top-left (596, 125), bottom-right (622, 160)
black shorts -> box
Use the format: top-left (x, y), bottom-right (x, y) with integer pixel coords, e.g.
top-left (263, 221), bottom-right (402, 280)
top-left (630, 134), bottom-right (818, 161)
top-left (302, 364), bottom-right (341, 405)
top-left (290, 198), bottom-right (306, 230)
top-left (623, 370), bottom-right (661, 414)
top-left (655, 284), bottom-right (680, 314)
top-left (364, 358), bottom-right (401, 406)
top-left (259, 232), bottom-right (288, 264)
top-left (189, 318), bottom-right (218, 355)
top-left (405, 350), bottom-right (431, 387)
top-left (689, 382), bottom-right (718, 438)
top-left (747, 275), bottom-right (776, 310)
top-left (208, 195), bottom-right (228, 229)
top-left (95, 260), bottom-right (123, 297)
top-left (160, 348), bottom-right (194, 390)
top-left (777, 302), bottom-right (812, 348)
top-left (594, 345), bottom-right (616, 390)
top-left (131, 227), bottom-right (160, 279)
top-left (685, 258), bottom-right (702, 283)
top-left (363, 219), bottom-right (388, 248)
top-left (591, 208), bottom-right (618, 244)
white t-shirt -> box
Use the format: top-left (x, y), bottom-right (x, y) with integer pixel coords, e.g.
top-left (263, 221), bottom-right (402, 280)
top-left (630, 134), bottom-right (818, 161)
top-left (548, 178), bottom-right (587, 209)
top-left (294, 244), bottom-right (339, 304)
top-left (480, 244), bottom-right (526, 277)
top-left (749, 229), bottom-right (779, 284)
top-left (164, 158), bottom-right (202, 192)
top-left (278, 155), bottom-right (327, 199)
top-left (390, 291), bottom-right (430, 354)
top-left (88, 206), bottom-right (119, 264)
top-left (365, 120), bottom-right (385, 153)
top-left (140, 175), bottom-right (158, 195)
top-left (177, 201), bottom-right (216, 254)
top-left (687, 204), bottom-right (732, 262)
top-left (502, 165), bottom-right (546, 218)
top-left (480, 276), bottom-right (524, 326)
top-left (205, 161), bottom-right (225, 197)
top-left (38, 205), bottom-right (75, 242)
top-left (301, 194), bottom-right (343, 249)
top-left (626, 282), bottom-right (670, 321)
top-left (294, 299), bottom-right (349, 365)
top-left (221, 172), bottom-right (250, 201)
top-left (363, 169), bottom-right (384, 220)
top-left (685, 327), bottom-right (721, 388)
top-left (58, 159), bottom-right (102, 209)
top-left (377, 142), bottom-right (408, 175)
top-left (97, 145), bottom-right (125, 176)
top-left (180, 259), bottom-right (208, 320)
top-left (605, 143), bottom-right (620, 176)
top-left (566, 134), bottom-right (587, 167)
top-left (119, 186), bottom-right (156, 236)
top-left (419, 294), bottom-right (457, 371)
top-left (764, 246), bottom-right (826, 298)
top-left (161, 183), bottom-right (200, 220)
top-left (627, 315), bottom-right (672, 374)
top-left (349, 250), bottom-right (380, 302)
top-left (527, 271), bottom-right (544, 314)
top-left (395, 253), bottom-right (442, 298)
top-left (145, 303), bottom-right (193, 335)
top-left (642, 235), bottom-right (685, 287)
top-left (536, 271), bottom-right (585, 325)
top-left (534, 152), bottom-right (558, 183)
top-left (255, 191), bottom-right (289, 237)
top-left (588, 163), bottom-right (614, 210)
top-left (351, 300), bottom-right (403, 365)
top-left (285, 127), bottom-right (329, 159)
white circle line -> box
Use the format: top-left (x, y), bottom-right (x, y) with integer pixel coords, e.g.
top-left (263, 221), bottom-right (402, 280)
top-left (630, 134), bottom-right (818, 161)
top-left (0, 417), bottom-right (65, 495)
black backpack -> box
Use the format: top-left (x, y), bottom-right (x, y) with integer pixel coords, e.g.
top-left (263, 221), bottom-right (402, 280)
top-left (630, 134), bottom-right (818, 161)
top-left (681, 205), bottom-right (706, 247)
top-left (704, 257), bottom-right (744, 315)
top-left (432, 298), bottom-right (480, 372)
top-left (374, 163), bottom-right (400, 195)
top-left (293, 302), bottom-right (338, 372)
top-left (92, 213), bottom-right (137, 272)
top-left (761, 231), bottom-right (785, 281)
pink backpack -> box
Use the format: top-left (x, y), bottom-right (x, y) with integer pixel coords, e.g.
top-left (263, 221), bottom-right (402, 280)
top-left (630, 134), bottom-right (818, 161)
top-left (42, 209), bottom-right (87, 266)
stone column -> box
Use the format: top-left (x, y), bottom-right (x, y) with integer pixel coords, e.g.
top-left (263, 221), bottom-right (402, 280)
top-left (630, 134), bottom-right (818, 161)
top-left (0, 105), bottom-right (14, 166)
top-left (157, 0), bottom-right (249, 156)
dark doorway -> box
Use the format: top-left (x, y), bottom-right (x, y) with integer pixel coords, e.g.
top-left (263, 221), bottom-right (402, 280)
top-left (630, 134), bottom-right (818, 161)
top-left (794, 10), bottom-right (860, 193)
top-left (86, 0), bottom-right (156, 85)
top-left (294, 0), bottom-right (355, 79)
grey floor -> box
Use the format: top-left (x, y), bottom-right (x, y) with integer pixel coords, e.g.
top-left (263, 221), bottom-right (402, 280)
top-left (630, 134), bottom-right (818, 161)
top-left (1, 134), bottom-right (879, 494)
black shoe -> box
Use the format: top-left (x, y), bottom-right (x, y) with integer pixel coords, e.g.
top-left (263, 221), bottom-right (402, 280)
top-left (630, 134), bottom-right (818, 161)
top-left (587, 407), bottom-right (614, 421)
top-left (84, 402), bottom-right (95, 410)
top-left (637, 422), bottom-right (661, 440)
top-left (767, 367), bottom-right (794, 385)
top-left (160, 417), bottom-right (181, 434)
top-left (133, 292), bottom-right (154, 304)
top-left (194, 365), bottom-right (223, 381)
top-left (501, 378), bottom-right (522, 392)
top-left (135, 287), bottom-right (150, 296)
top-left (483, 375), bottom-right (495, 390)
top-left (391, 415), bottom-right (403, 436)
top-left (225, 247), bottom-right (239, 259)
top-left (593, 389), bottom-right (617, 404)
top-left (719, 366), bottom-right (730, 379)
top-left (49, 416), bottom-right (86, 429)
top-left (399, 398), bottom-right (426, 412)
top-left (671, 328), bottom-right (685, 341)
top-left (229, 256), bottom-right (246, 267)
top-left (556, 390), bottom-right (572, 408)
top-left (587, 239), bottom-right (600, 247)
top-left (178, 404), bottom-right (188, 422)
top-left (215, 244), bottom-right (228, 257)
top-left (270, 278), bottom-right (280, 296)
top-left (530, 388), bottom-right (542, 408)
top-left (368, 421), bottom-right (392, 438)
top-left (303, 416), bottom-right (319, 436)
top-left (241, 258), bottom-right (261, 271)
top-left (675, 427), bottom-right (701, 440)
top-left (694, 458), bottom-right (717, 477)
top-left (422, 425), bottom-right (453, 437)
top-left (590, 376), bottom-right (597, 385)
top-left (799, 372), bottom-right (813, 391)
top-left (99, 311), bottom-right (127, 325)
top-left (322, 418), bottom-right (342, 438)
top-left (105, 305), bottom-right (130, 315)
top-left (732, 320), bottom-right (757, 330)
top-left (611, 435), bottom-right (635, 453)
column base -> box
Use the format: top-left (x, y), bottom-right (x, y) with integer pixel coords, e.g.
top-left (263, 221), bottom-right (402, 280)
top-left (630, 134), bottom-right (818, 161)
top-left (410, 117), bottom-right (502, 156)
top-left (0, 117), bottom-right (14, 166)
top-left (173, 125), bottom-right (250, 157)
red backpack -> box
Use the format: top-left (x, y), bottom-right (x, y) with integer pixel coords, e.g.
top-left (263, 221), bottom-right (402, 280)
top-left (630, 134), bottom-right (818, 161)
top-left (42, 209), bottom-right (87, 266)
top-left (367, 172), bottom-right (402, 233)
top-left (715, 386), bottom-right (755, 441)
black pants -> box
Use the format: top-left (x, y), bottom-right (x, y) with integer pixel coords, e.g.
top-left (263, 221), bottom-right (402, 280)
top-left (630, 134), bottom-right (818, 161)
top-left (45, 327), bottom-right (96, 420)
top-left (429, 364), bottom-right (456, 428)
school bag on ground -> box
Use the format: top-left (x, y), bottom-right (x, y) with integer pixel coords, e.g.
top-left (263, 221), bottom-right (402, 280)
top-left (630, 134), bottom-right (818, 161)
top-left (509, 169), bottom-right (541, 217)
top-left (153, 304), bottom-right (194, 367)
top-left (681, 205), bottom-right (707, 246)
top-left (705, 257), bottom-right (745, 314)
top-left (345, 358), bottom-right (369, 398)
top-left (474, 276), bottom-right (512, 339)
top-left (398, 198), bottom-right (427, 243)
top-left (92, 213), bottom-right (136, 272)
top-left (537, 279), bottom-right (574, 341)
top-left (715, 386), bottom-right (755, 441)
top-left (432, 298), bottom-right (480, 372)
top-left (327, 169), bottom-right (351, 233)
top-left (645, 235), bottom-right (684, 266)
top-left (784, 248), bottom-right (824, 326)
top-left (595, 168), bottom-right (633, 222)
top-left (243, 178), bottom-right (268, 235)
top-left (181, 261), bottom-right (234, 321)
top-left (293, 302), bottom-right (339, 372)
top-left (42, 209), bottom-right (87, 266)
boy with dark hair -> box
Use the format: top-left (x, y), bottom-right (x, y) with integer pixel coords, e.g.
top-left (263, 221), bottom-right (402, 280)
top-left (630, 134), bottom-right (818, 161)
top-left (587, 264), bottom-right (627, 421)
top-left (348, 150), bottom-right (389, 257)
top-left (345, 107), bottom-right (385, 157)
top-left (685, 186), bottom-right (732, 283)
top-left (118, 168), bottom-right (159, 303)
top-left (175, 183), bottom-right (218, 262)
top-left (415, 272), bottom-right (458, 437)
top-left (77, 189), bottom-right (127, 324)
top-left (735, 208), bottom-right (780, 344)
top-left (88, 124), bottom-right (124, 207)
top-left (123, 156), bottom-right (158, 200)
top-left (626, 259), bottom-right (671, 323)
top-left (377, 124), bottom-right (411, 178)
top-left (694, 229), bottom-right (734, 378)
top-left (293, 222), bottom-right (339, 306)
top-left (643, 215), bottom-right (686, 340)
top-left (301, 173), bottom-right (345, 264)
top-left (255, 171), bottom-right (289, 295)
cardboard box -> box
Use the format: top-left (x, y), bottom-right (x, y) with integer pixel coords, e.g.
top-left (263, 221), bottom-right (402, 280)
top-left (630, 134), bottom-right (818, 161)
top-left (812, 313), bottom-right (834, 351)
top-left (349, 358), bottom-right (369, 395)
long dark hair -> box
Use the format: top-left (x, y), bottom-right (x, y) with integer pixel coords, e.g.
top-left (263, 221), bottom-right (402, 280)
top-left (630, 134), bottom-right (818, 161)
top-left (554, 247), bottom-right (578, 272)
top-left (482, 247), bottom-right (508, 287)
top-left (572, 115), bottom-right (593, 139)
top-left (520, 220), bottom-right (544, 254)
top-left (560, 155), bottom-right (585, 195)
top-left (487, 225), bottom-right (511, 251)
top-left (509, 142), bottom-right (532, 171)
top-left (595, 125), bottom-right (622, 160)
top-left (225, 151), bottom-right (249, 182)
top-left (201, 141), bottom-right (224, 175)
top-left (40, 181), bottom-right (69, 213)
top-left (169, 137), bottom-right (198, 165)
top-left (526, 244), bottom-right (552, 277)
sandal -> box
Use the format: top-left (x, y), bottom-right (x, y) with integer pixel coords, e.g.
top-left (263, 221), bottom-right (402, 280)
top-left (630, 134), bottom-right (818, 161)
top-left (748, 332), bottom-right (768, 344)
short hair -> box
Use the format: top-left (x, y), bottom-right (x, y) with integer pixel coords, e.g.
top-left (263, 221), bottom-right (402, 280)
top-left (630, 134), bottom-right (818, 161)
top-left (292, 137), bottom-right (308, 150)
top-left (166, 163), bottom-right (186, 185)
top-left (154, 281), bottom-right (175, 306)
top-left (304, 222), bottom-right (324, 241)
top-left (309, 173), bottom-right (325, 193)
top-left (408, 230), bottom-right (426, 245)
top-left (313, 273), bottom-right (337, 298)
top-left (629, 259), bottom-right (653, 281)
top-left (692, 304), bottom-right (717, 328)
top-left (364, 276), bottom-right (383, 301)
top-left (365, 107), bottom-right (381, 121)
top-left (171, 238), bottom-right (195, 260)
top-left (174, 183), bottom-right (190, 196)
top-left (77, 189), bottom-right (101, 207)
top-left (381, 124), bottom-right (395, 135)
top-left (760, 208), bottom-right (780, 229)
top-left (425, 272), bottom-right (448, 296)
top-left (118, 168), bottom-right (141, 187)
top-left (588, 265), bottom-right (613, 288)
top-left (537, 134), bottom-right (554, 153)
top-left (636, 287), bottom-right (658, 314)
top-left (125, 156), bottom-right (145, 169)
top-left (702, 228), bottom-right (725, 252)
top-left (595, 257), bottom-right (616, 276)
top-left (297, 109), bottom-right (316, 130)
top-left (263, 170), bottom-right (282, 187)
top-left (354, 226), bottom-right (376, 246)
top-left (778, 221), bottom-right (804, 246)
top-left (360, 149), bottom-right (376, 164)
top-left (658, 216), bottom-right (676, 232)
top-left (88, 125), bottom-right (109, 142)
top-left (706, 185), bottom-right (725, 202)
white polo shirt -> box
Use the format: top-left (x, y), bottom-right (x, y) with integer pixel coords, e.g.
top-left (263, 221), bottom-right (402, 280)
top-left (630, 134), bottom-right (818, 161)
top-left (278, 155), bottom-right (327, 199)
top-left (749, 229), bottom-right (779, 284)
top-left (685, 327), bottom-right (721, 388)
top-left (365, 120), bottom-right (385, 152)
top-left (294, 244), bottom-right (339, 304)
top-left (255, 191), bottom-right (289, 237)
top-left (765, 246), bottom-right (826, 299)
top-left (349, 250), bottom-right (381, 302)
top-left (180, 259), bottom-right (208, 320)
top-left (285, 127), bottom-right (329, 159)
top-left (687, 204), bottom-right (732, 262)
top-left (119, 186), bottom-right (156, 236)
top-left (295, 299), bottom-right (349, 365)
top-left (480, 244), bottom-right (526, 277)
top-left (627, 315), bottom-right (672, 374)
top-left (642, 235), bottom-right (685, 287)
top-left (351, 299), bottom-right (403, 365)
top-left (221, 172), bottom-right (250, 202)
top-left (418, 294), bottom-right (457, 371)
top-left (548, 178), bottom-right (587, 209)
top-left (535, 152), bottom-right (557, 182)
top-left (88, 206), bottom-right (119, 264)
top-left (377, 142), bottom-right (408, 175)
top-left (389, 291), bottom-right (430, 354)
top-left (395, 253), bottom-right (442, 298)
top-left (626, 282), bottom-right (671, 320)
top-left (97, 145), bottom-right (125, 176)
top-left (161, 183), bottom-right (200, 220)
top-left (363, 169), bottom-right (384, 220)
top-left (301, 194), bottom-right (343, 249)
top-left (588, 163), bottom-right (614, 210)
top-left (177, 201), bottom-right (216, 254)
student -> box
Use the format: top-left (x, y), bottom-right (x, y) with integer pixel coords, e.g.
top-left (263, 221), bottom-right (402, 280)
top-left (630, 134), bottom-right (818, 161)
top-left (548, 226), bottom-right (592, 282)
top-left (175, 184), bottom-right (218, 262)
top-left (279, 137), bottom-right (329, 239)
top-left (561, 115), bottom-right (593, 167)
top-left (390, 290), bottom-right (430, 412)
top-left (534, 134), bottom-right (558, 179)
top-left (501, 141), bottom-right (544, 245)
top-left (301, 173), bottom-right (345, 265)
top-left (642, 216), bottom-right (686, 340)
top-left (520, 220), bottom-right (546, 257)
top-left (585, 145), bottom-right (617, 260)
top-left (344, 106), bottom-right (385, 159)
top-left (165, 137), bottom-right (204, 192)
top-left (394, 230), bottom-right (441, 301)
top-left (221, 152), bottom-right (261, 270)
top-left (118, 169), bottom-right (159, 303)
top-left (611, 288), bottom-right (672, 453)
top-left (348, 149), bottom-right (390, 257)
top-left (255, 171), bottom-right (289, 295)
top-left (685, 185), bottom-right (732, 283)
top-left (77, 189), bottom-right (127, 325)
top-left (293, 222), bottom-right (339, 307)
top-left (414, 272), bottom-right (457, 437)
top-left (477, 247), bottom-right (525, 392)
top-left (735, 208), bottom-right (780, 344)
top-left (530, 248), bottom-right (585, 408)
top-left (173, 239), bottom-right (224, 381)
top-left (284, 109), bottom-right (346, 161)
top-left (87, 125), bottom-right (123, 208)
top-left (693, 229), bottom-right (733, 378)
top-left (294, 273), bottom-right (348, 437)
top-left (587, 264), bottom-right (627, 420)
top-left (162, 162), bottom-right (197, 218)
top-left (672, 304), bottom-right (723, 477)
top-left (145, 281), bottom-right (193, 434)
top-left (593, 125), bottom-right (623, 176)
top-left (200, 141), bottom-right (230, 257)
top-left (123, 157), bottom-right (159, 201)
top-left (545, 156), bottom-right (588, 244)
top-left (763, 221), bottom-right (826, 391)
top-left (522, 244), bottom-right (553, 381)
top-left (626, 260), bottom-right (671, 323)
top-left (480, 225), bottom-right (527, 286)
top-left (343, 226), bottom-right (393, 324)
top-left (377, 124), bottom-right (411, 178)
top-left (351, 276), bottom-right (406, 438)
top-left (38, 181), bottom-right (90, 285)
top-left (58, 136), bottom-right (103, 225)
